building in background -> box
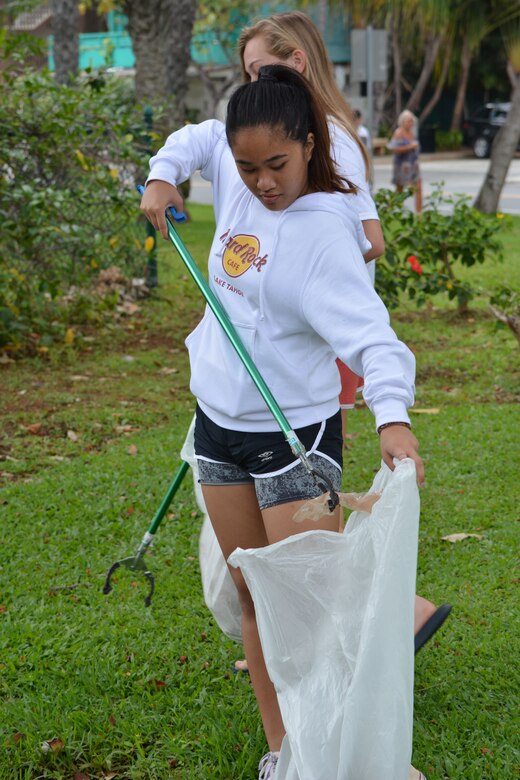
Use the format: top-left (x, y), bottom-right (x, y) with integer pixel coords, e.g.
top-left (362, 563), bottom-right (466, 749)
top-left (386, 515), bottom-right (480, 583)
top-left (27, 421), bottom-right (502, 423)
top-left (9, 3), bottom-right (364, 122)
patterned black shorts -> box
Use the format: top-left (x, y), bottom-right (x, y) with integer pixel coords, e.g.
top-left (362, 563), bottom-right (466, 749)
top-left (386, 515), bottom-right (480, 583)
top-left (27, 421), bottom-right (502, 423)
top-left (194, 405), bottom-right (343, 510)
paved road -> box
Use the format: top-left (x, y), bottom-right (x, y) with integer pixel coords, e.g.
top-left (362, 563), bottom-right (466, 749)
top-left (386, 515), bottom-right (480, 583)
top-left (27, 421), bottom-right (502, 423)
top-left (372, 154), bottom-right (520, 215)
top-left (188, 154), bottom-right (520, 215)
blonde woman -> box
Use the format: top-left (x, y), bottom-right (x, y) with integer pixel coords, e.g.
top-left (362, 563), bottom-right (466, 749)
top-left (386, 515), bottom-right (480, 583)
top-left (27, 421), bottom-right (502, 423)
top-left (238, 11), bottom-right (383, 262)
top-left (237, 10), bottom-right (449, 654)
top-left (389, 109), bottom-right (423, 212)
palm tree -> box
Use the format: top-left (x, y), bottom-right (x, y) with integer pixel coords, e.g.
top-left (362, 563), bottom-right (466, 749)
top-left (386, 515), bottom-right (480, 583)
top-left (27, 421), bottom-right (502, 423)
top-left (474, 34), bottom-right (520, 213)
top-left (449, 0), bottom-right (520, 132)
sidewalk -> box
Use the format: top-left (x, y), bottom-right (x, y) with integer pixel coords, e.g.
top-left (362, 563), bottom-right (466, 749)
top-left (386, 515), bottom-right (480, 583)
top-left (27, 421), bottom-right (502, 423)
top-left (187, 149), bottom-right (520, 215)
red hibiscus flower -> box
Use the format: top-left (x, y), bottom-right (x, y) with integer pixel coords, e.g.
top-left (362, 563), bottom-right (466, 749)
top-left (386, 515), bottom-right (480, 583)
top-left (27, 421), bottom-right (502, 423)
top-left (407, 254), bottom-right (423, 274)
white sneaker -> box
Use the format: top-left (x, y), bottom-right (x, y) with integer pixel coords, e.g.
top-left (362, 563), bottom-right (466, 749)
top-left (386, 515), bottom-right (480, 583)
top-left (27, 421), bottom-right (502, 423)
top-left (409, 766), bottom-right (427, 780)
top-left (258, 751), bottom-right (279, 780)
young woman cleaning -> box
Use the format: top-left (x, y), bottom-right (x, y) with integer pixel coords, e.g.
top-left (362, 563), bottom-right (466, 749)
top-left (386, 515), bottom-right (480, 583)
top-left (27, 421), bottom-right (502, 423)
top-left (141, 64), bottom-right (427, 780)
top-left (144, 9), bottom-right (450, 666)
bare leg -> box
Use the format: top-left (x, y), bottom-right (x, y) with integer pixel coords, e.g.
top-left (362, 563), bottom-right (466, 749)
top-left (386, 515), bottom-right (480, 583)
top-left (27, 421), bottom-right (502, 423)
top-left (202, 482), bottom-right (341, 751)
top-left (202, 483), bottom-right (285, 751)
top-left (414, 594), bottom-right (437, 633)
top-left (415, 180), bottom-right (423, 213)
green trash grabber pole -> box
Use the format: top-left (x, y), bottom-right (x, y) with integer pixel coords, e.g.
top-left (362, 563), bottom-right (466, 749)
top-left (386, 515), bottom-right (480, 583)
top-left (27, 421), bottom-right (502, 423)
top-left (103, 460), bottom-right (190, 606)
top-left (137, 185), bottom-right (339, 512)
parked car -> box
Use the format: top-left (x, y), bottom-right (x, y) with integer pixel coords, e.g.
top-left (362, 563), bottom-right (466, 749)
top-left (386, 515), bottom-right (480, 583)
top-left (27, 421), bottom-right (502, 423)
top-left (463, 102), bottom-right (518, 158)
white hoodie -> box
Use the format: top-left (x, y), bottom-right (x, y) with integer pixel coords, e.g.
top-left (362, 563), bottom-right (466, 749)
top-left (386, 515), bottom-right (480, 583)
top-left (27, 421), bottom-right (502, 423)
top-left (148, 120), bottom-right (415, 432)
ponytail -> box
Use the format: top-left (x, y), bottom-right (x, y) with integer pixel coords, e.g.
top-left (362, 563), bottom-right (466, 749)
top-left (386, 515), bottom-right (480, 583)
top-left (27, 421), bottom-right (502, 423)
top-left (226, 64), bottom-right (355, 195)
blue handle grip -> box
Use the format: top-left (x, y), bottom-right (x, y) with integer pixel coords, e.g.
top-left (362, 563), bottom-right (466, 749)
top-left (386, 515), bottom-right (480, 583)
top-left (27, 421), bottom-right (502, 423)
top-left (136, 184), bottom-right (187, 223)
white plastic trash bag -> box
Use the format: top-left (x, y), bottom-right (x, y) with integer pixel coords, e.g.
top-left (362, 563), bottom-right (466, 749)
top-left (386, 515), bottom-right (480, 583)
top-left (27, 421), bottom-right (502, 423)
top-left (180, 417), bottom-right (242, 643)
top-left (229, 458), bottom-right (420, 780)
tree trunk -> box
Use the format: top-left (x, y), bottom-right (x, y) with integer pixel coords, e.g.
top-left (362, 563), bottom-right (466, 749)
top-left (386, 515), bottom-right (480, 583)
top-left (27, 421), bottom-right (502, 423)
top-left (450, 32), bottom-right (471, 132)
top-left (405, 32), bottom-right (442, 114)
top-left (419, 35), bottom-right (452, 123)
top-left (474, 78), bottom-right (520, 213)
top-left (123, 0), bottom-right (169, 106)
top-left (51, 0), bottom-right (79, 84)
top-left (164, 0), bottom-right (198, 125)
top-left (489, 304), bottom-right (520, 346)
top-left (123, 0), bottom-right (197, 129)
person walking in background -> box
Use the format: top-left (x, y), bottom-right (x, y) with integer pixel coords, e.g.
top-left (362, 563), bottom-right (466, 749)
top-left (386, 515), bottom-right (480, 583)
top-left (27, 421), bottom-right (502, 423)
top-left (389, 109), bottom-right (423, 213)
top-left (353, 108), bottom-right (372, 153)
top-left (353, 108), bottom-right (374, 192)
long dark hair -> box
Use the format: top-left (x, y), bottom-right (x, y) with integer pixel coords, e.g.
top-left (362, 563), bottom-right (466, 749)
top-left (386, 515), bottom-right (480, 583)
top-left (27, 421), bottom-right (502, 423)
top-left (225, 64), bottom-right (356, 195)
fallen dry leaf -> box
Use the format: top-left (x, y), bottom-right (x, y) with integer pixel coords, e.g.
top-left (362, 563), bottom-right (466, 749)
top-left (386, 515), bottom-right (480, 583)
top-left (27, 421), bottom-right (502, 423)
top-left (67, 430), bottom-right (79, 442)
top-left (25, 422), bottom-right (43, 435)
top-left (12, 731), bottom-right (24, 743)
top-left (158, 367), bottom-right (178, 375)
top-left (73, 773), bottom-right (90, 780)
top-left (41, 737), bottom-right (64, 753)
top-left (127, 444), bottom-right (138, 456)
top-left (442, 533), bottom-right (483, 543)
top-left (115, 424), bottom-right (135, 434)
top-left (148, 678), bottom-right (167, 688)
top-left (409, 408), bottom-right (440, 414)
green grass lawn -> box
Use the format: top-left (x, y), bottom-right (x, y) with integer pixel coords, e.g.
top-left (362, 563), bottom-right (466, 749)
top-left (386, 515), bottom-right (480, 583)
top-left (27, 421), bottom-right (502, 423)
top-left (1, 206), bottom-right (519, 779)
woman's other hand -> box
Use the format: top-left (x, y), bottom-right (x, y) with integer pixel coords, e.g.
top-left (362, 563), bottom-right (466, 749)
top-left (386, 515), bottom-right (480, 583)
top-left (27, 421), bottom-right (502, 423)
top-left (379, 425), bottom-right (424, 486)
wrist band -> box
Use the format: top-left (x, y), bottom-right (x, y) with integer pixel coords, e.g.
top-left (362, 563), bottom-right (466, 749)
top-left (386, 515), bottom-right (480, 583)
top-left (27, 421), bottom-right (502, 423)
top-left (377, 421), bottom-right (411, 435)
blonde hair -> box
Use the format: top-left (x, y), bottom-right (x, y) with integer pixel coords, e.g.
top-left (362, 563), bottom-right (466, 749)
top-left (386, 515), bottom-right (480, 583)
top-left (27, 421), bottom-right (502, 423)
top-left (397, 110), bottom-right (417, 127)
top-left (238, 11), bottom-right (370, 179)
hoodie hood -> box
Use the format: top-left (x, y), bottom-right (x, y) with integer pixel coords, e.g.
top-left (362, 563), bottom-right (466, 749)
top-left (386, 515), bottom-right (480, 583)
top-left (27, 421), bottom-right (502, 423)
top-left (286, 192), bottom-right (372, 257)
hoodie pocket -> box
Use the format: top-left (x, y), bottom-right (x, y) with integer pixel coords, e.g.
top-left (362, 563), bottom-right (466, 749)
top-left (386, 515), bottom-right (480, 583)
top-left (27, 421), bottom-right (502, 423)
top-left (186, 310), bottom-right (263, 420)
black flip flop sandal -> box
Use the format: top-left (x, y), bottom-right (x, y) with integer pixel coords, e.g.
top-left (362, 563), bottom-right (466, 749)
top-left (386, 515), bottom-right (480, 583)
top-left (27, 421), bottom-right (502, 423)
top-left (414, 604), bottom-right (452, 654)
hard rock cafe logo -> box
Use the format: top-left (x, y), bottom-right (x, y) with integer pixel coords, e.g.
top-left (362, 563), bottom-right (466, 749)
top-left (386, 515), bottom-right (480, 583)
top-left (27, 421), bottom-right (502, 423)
top-left (219, 229), bottom-right (268, 277)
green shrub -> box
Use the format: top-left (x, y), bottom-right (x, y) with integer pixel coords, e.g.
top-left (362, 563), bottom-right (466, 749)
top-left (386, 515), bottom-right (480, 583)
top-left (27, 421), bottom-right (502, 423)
top-left (0, 33), bottom-right (156, 353)
top-left (434, 129), bottom-right (464, 151)
top-left (375, 186), bottom-right (505, 311)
